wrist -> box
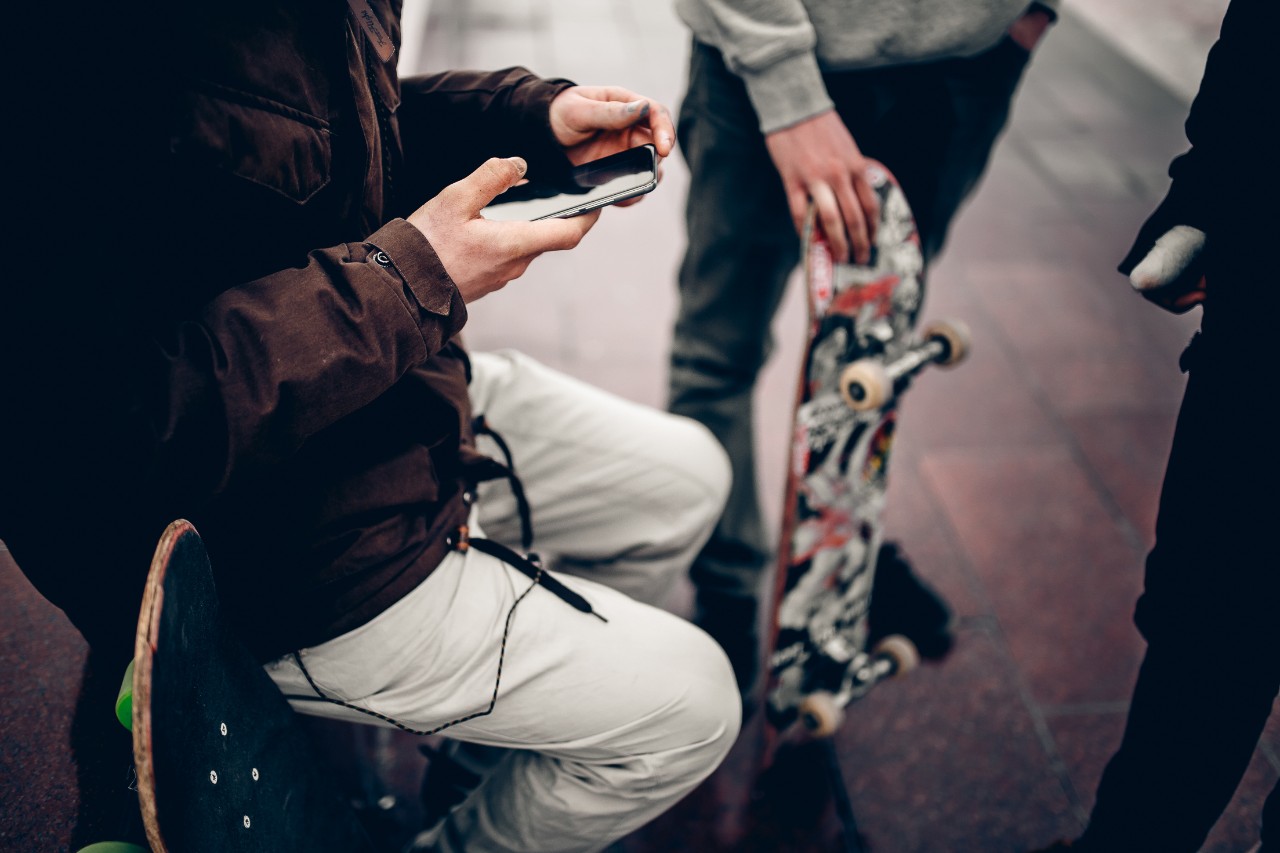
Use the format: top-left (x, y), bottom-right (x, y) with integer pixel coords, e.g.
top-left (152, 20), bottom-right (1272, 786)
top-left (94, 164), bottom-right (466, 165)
top-left (1008, 8), bottom-right (1053, 51)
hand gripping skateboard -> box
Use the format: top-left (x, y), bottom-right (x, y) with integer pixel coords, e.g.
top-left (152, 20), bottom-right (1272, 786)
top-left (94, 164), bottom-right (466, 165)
top-left (765, 164), bottom-right (970, 737)
top-left (129, 520), bottom-right (375, 852)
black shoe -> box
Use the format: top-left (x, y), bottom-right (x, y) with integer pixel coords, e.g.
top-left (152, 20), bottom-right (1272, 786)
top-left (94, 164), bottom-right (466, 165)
top-left (867, 543), bottom-right (954, 661)
top-left (693, 591), bottom-right (761, 711)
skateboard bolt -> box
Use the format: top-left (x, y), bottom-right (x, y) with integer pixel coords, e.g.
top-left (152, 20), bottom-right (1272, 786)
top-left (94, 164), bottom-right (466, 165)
top-left (210, 770), bottom-right (218, 785)
top-left (243, 816), bottom-right (251, 829)
top-left (220, 722), bottom-right (227, 736)
top-left (251, 768), bottom-right (259, 781)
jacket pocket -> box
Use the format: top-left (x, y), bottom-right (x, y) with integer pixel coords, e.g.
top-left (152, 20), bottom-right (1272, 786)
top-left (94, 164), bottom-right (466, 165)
top-left (171, 82), bottom-right (333, 204)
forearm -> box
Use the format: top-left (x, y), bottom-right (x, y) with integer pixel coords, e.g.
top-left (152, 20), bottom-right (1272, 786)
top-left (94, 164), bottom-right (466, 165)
top-left (397, 67), bottom-right (576, 204)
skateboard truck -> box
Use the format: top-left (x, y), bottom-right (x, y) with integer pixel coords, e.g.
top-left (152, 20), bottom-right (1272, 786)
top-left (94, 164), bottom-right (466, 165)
top-left (839, 320), bottom-right (971, 412)
top-left (797, 634), bottom-right (920, 738)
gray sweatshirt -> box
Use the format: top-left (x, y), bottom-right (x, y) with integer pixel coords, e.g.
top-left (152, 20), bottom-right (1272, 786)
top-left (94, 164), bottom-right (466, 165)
top-left (677, 0), bottom-right (1060, 133)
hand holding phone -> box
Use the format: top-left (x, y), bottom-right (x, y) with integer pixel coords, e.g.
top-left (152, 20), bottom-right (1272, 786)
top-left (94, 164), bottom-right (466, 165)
top-left (408, 157), bottom-right (599, 303)
top-left (481, 144), bottom-right (658, 222)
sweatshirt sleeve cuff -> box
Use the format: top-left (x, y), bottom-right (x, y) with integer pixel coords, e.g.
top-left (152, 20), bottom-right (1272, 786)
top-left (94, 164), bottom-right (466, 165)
top-left (367, 218), bottom-right (467, 335)
top-left (739, 51), bottom-right (835, 135)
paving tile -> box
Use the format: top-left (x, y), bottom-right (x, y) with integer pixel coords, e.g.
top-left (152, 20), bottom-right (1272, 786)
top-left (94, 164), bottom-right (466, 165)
top-left (1069, 0), bottom-right (1228, 102)
top-left (951, 131), bottom-right (1065, 222)
top-left (0, 548), bottom-right (86, 852)
top-left (1030, 13), bottom-right (1190, 129)
top-left (967, 262), bottom-right (1142, 356)
top-left (831, 625), bottom-right (1081, 852)
top-left (1026, 133), bottom-right (1154, 203)
top-left (1042, 709), bottom-right (1128, 818)
top-left (1017, 349), bottom-right (1187, 416)
top-left (896, 332), bottom-right (1063, 454)
top-left (920, 448), bottom-right (1147, 706)
top-left (881, 457), bottom-right (989, 621)
top-left (962, 260), bottom-right (1193, 418)
top-left (1062, 411), bottom-right (1178, 549)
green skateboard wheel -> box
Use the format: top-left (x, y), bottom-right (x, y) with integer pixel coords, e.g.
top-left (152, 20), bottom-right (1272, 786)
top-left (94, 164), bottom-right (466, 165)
top-left (76, 843), bottom-right (148, 853)
top-left (115, 659), bottom-right (135, 731)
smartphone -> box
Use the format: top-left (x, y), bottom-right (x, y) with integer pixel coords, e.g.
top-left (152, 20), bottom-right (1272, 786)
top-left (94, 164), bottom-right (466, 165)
top-left (481, 144), bottom-right (658, 221)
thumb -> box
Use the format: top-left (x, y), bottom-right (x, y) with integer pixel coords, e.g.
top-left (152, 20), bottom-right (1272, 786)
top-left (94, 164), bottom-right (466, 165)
top-left (453, 157), bottom-right (528, 214)
top-left (1129, 225), bottom-right (1206, 293)
top-left (583, 98), bottom-right (650, 132)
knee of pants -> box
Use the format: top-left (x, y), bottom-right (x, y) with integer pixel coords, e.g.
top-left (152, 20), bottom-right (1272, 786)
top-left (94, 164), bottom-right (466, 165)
top-left (621, 624), bottom-right (742, 793)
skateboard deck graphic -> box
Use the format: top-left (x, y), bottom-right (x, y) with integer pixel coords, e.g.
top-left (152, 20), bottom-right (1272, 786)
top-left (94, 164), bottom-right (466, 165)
top-left (766, 165), bottom-right (968, 735)
top-left (132, 519), bottom-right (374, 852)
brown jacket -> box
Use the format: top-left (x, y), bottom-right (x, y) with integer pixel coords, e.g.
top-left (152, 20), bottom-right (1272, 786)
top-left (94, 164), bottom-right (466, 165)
top-left (0, 1), bottom-right (574, 660)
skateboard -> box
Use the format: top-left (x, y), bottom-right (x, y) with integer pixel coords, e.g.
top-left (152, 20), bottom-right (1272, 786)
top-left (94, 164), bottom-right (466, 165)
top-left (129, 519), bottom-right (376, 852)
top-left (765, 164), bottom-right (969, 737)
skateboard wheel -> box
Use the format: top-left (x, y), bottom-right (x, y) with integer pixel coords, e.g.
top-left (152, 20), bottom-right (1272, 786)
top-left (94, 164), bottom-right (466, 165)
top-left (873, 634), bottom-right (920, 676)
top-left (115, 659), bottom-right (134, 732)
top-left (922, 320), bottom-right (971, 368)
top-left (75, 844), bottom-right (149, 853)
top-left (798, 690), bottom-right (844, 737)
top-left (839, 360), bottom-right (890, 412)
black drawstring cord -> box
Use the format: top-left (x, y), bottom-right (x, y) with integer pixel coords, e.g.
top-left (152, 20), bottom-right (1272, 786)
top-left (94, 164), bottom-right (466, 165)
top-left (290, 539), bottom-right (605, 735)
top-left (472, 416), bottom-right (534, 550)
top-left (290, 417), bottom-right (605, 734)
top-left (462, 534), bottom-right (607, 623)
top-left (291, 555), bottom-right (541, 736)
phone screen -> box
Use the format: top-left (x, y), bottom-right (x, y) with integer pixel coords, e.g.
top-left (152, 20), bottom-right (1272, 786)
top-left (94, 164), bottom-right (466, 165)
top-left (482, 144), bottom-right (658, 221)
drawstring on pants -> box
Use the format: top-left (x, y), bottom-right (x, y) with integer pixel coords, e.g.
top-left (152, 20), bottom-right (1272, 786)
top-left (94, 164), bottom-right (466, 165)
top-left (292, 416), bottom-right (604, 736)
top-left (471, 415), bottom-right (534, 550)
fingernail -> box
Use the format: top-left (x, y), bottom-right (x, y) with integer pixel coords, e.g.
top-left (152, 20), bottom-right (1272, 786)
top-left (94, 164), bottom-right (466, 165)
top-left (507, 156), bottom-right (527, 176)
top-left (660, 132), bottom-right (673, 148)
top-left (625, 99), bottom-right (648, 116)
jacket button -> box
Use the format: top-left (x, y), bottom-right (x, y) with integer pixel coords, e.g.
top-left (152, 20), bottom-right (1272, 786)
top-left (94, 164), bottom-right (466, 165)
top-left (373, 251), bottom-right (391, 267)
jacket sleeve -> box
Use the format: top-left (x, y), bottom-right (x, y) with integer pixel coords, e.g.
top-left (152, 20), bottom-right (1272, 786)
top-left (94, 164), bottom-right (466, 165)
top-left (1119, 0), bottom-right (1277, 274)
top-left (395, 67), bottom-right (578, 206)
top-left (137, 218), bottom-right (467, 500)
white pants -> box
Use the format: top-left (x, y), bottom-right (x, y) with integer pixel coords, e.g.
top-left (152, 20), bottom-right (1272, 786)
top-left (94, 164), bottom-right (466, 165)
top-left (265, 351), bottom-right (740, 852)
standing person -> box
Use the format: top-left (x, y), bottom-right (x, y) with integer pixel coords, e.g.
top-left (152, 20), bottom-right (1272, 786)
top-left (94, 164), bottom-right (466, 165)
top-left (668, 0), bottom-right (1057, 698)
top-left (0, 2), bottom-right (741, 851)
top-left (1034, 0), bottom-right (1279, 850)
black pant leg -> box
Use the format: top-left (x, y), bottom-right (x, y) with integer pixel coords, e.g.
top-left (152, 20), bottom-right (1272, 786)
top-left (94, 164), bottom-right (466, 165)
top-left (1080, 326), bottom-right (1280, 852)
